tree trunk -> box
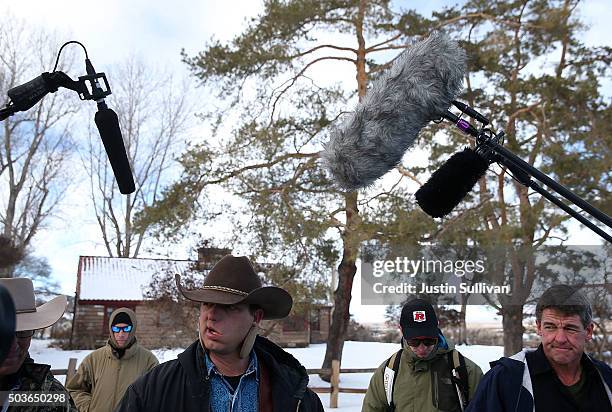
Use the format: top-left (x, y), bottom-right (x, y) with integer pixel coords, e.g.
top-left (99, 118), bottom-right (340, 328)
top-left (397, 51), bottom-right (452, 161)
top-left (321, 192), bottom-right (360, 381)
top-left (320, 0), bottom-right (367, 382)
top-left (321, 247), bottom-right (358, 380)
top-left (502, 304), bottom-right (524, 356)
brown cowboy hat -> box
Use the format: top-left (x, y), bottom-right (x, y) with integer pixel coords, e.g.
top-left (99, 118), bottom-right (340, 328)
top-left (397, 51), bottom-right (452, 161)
top-left (175, 255), bottom-right (292, 320)
top-left (0, 278), bottom-right (67, 331)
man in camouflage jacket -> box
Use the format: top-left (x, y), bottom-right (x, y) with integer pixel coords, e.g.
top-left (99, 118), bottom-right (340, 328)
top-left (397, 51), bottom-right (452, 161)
top-left (0, 278), bottom-right (77, 411)
top-left (1, 355), bottom-right (77, 412)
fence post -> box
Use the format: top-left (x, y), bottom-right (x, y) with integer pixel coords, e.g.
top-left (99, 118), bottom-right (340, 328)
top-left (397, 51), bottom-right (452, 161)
top-left (330, 359), bottom-right (340, 408)
top-left (66, 358), bottom-right (77, 383)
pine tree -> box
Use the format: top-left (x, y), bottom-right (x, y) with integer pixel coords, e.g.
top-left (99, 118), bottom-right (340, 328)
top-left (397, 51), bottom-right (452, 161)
top-left (416, 0), bottom-right (611, 355)
top-left (146, 0), bottom-right (440, 373)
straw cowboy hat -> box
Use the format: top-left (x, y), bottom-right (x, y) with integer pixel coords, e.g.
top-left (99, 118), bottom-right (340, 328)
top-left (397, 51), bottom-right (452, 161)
top-left (0, 278), bottom-right (67, 331)
top-left (175, 255), bottom-right (293, 320)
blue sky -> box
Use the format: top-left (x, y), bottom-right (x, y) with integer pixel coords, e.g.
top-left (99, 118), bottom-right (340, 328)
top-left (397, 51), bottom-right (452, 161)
top-left (1, 0), bottom-right (610, 324)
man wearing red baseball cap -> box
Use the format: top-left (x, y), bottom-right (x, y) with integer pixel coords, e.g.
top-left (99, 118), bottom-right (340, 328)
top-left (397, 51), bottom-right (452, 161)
top-left (363, 298), bottom-right (483, 412)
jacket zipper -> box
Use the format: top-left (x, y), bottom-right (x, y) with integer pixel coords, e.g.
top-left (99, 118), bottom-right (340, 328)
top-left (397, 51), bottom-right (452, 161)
top-left (112, 357), bottom-right (121, 408)
top-left (433, 370), bottom-right (439, 407)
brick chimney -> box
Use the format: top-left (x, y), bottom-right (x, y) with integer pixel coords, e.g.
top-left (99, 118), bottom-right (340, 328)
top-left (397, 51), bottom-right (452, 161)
top-left (197, 246), bottom-right (232, 269)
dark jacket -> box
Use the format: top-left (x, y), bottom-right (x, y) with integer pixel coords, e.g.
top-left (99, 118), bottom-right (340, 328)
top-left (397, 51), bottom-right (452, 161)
top-left (1, 356), bottom-right (77, 412)
top-left (466, 346), bottom-right (612, 412)
top-left (115, 336), bottom-right (324, 412)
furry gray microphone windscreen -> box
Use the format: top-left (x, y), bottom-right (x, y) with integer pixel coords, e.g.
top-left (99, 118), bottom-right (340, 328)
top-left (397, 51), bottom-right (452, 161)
top-left (321, 32), bottom-right (467, 191)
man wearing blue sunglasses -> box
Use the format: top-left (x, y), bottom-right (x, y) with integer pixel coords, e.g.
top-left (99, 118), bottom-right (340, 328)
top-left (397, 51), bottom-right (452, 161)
top-left (67, 308), bottom-right (158, 412)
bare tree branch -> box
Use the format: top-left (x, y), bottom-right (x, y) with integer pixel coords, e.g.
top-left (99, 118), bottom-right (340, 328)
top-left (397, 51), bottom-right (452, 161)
top-left (269, 56), bottom-right (355, 123)
top-left (0, 19), bottom-right (77, 255)
top-left (83, 57), bottom-right (193, 257)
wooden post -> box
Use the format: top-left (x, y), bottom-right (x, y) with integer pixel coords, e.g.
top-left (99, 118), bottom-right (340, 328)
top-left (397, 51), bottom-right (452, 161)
top-left (66, 358), bottom-right (77, 383)
top-left (330, 359), bottom-right (340, 408)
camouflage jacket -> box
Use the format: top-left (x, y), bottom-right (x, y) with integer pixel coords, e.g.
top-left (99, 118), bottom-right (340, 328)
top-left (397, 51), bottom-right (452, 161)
top-left (2, 357), bottom-right (77, 412)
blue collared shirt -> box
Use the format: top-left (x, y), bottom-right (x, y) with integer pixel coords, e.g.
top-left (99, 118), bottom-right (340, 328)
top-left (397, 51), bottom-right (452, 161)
top-left (204, 350), bottom-right (259, 412)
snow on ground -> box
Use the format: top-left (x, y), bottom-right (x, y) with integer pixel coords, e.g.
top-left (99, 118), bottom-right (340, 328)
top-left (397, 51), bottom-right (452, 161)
top-left (30, 339), bottom-right (503, 411)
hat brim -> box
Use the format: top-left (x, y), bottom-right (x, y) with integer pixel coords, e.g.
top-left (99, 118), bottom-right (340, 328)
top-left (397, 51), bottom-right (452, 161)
top-left (403, 325), bottom-right (439, 339)
top-left (175, 274), bottom-right (293, 320)
top-left (16, 295), bottom-right (67, 331)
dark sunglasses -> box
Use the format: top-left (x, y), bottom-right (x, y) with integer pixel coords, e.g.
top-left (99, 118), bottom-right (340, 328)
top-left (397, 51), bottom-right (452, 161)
top-left (16, 330), bottom-right (34, 339)
top-left (111, 325), bottom-right (133, 333)
top-left (406, 337), bottom-right (438, 347)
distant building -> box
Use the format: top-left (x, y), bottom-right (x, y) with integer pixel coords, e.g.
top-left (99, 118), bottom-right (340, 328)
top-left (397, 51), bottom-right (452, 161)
top-left (261, 301), bottom-right (332, 347)
top-left (71, 249), bottom-right (331, 349)
top-left (71, 255), bottom-right (193, 348)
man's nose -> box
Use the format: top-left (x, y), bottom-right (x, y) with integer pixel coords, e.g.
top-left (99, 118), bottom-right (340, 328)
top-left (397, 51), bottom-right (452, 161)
top-left (205, 304), bottom-right (221, 319)
top-left (553, 328), bottom-right (569, 342)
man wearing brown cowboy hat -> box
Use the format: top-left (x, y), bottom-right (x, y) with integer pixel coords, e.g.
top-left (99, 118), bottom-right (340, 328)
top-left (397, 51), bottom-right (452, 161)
top-left (116, 254), bottom-right (324, 412)
top-left (0, 277), bottom-right (77, 411)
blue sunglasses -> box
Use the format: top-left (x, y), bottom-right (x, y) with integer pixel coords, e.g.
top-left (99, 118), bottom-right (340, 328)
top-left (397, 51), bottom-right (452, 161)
top-left (111, 325), bottom-right (133, 333)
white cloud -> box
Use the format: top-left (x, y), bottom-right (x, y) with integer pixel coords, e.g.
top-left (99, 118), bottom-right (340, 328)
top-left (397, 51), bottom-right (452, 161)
top-left (2, 0), bottom-right (262, 72)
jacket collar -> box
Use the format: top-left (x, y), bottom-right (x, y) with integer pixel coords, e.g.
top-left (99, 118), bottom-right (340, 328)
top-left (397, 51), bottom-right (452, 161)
top-left (177, 336), bottom-right (310, 402)
top-left (527, 344), bottom-right (596, 377)
top-left (106, 339), bottom-right (138, 360)
top-left (175, 339), bottom-right (210, 401)
top-left (526, 344), bottom-right (552, 376)
top-left (253, 335), bottom-right (309, 400)
top-left (203, 349), bottom-right (259, 382)
top-left (403, 339), bottom-right (454, 372)
top-left (178, 340), bottom-right (208, 380)
top-left (11, 356), bottom-right (50, 386)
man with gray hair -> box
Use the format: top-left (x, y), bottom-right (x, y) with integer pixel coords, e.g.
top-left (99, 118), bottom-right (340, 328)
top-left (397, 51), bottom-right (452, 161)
top-left (467, 284), bottom-right (612, 411)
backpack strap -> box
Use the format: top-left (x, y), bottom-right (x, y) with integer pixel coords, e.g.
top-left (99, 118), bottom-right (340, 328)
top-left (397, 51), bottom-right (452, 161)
top-left (383, 349), bottom-right (403, 412)
top-left (447, 350), bottom-right (470, 410)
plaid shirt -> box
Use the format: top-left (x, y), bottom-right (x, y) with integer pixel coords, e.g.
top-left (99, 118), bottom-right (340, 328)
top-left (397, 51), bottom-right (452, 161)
top-left (1, 357), bottom-right (77, 412)
top-left (204, 350), bottom-right (259, 412)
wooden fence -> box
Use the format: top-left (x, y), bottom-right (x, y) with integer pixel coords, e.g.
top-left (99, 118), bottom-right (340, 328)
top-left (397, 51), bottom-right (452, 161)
top-left (51, 358), bottom-right (78, 383)
top-left (52, 358), bottom-right (373, 408)
top-left (307, 360), bottom-right (376, 408)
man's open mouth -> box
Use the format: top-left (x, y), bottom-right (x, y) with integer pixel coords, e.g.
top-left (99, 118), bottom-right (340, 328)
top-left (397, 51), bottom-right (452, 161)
top-left (206, 326), bottom-right (222, 336)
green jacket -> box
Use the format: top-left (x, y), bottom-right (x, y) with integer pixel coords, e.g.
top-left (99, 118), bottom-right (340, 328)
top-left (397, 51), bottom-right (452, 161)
top-left (2, 356), bottom-right (77, 412)
top-left (362, 342), bottom-right (483, 412)
top-left (66, 308), bottom-right (158, 412)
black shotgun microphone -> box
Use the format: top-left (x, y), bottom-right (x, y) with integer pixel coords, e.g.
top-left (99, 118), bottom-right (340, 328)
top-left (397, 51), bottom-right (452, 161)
top-left (322, 32), bottom-right (467, 190)
top-left (94, 103), bottom-right (135, 194)
top-left (0, 41), bottom-right (136, 195)
top-left (415, 148), bottom-right (490, 218)
top-left (86, 58), bottom-right (135, 194)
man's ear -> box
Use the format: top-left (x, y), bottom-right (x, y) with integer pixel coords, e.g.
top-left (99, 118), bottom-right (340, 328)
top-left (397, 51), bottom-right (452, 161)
top-left (536, 320), bottom-right (542, 336)
top-left (253, 308), bottom-right (264, 324)
top-left (585, 322), bottom-right (594, 341)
